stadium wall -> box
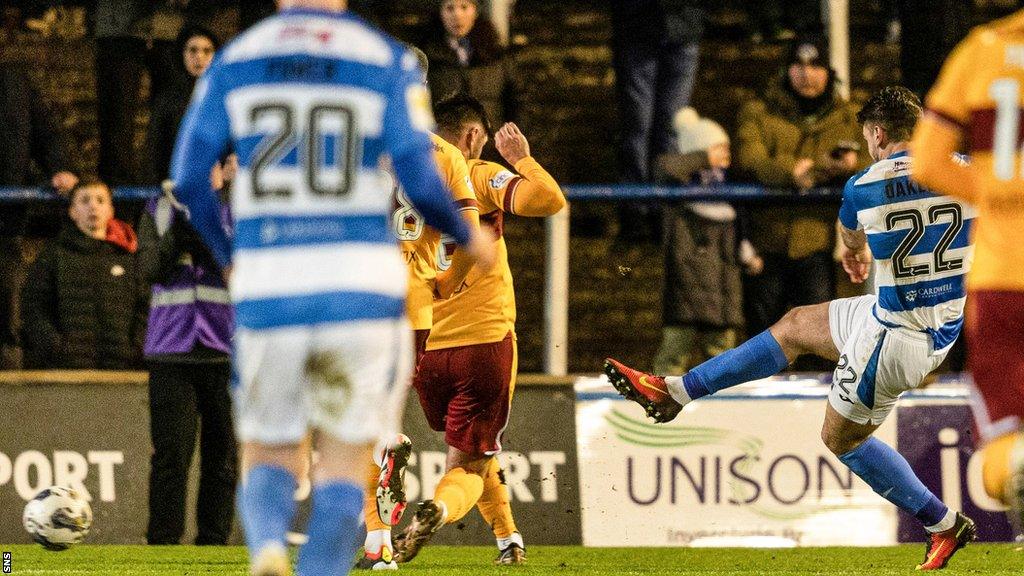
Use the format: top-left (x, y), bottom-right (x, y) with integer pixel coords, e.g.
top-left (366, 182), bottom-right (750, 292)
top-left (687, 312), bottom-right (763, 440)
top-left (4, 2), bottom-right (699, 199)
top-left (0, 372), bottom-right (1012, 546)
top-left (0, 372), bottom-right (582, 546)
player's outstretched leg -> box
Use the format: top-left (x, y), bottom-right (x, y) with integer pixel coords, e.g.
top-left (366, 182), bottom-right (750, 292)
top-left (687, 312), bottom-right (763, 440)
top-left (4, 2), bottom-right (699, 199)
top-left (605, 327), bottom-right (791, 422)
top-left (394, 456), bottom-right (485, 563)
top-left (476, 457), bottom-right (525, 565)
top-left (979, 431), bottom-right (1024, 542)
top-left (356, 434), bottom-right (413, 570)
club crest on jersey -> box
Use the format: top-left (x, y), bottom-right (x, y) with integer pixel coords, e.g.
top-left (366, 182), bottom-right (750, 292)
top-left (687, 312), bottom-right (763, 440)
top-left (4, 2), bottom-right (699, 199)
top-left (489, 171), bottom-right (515, 190)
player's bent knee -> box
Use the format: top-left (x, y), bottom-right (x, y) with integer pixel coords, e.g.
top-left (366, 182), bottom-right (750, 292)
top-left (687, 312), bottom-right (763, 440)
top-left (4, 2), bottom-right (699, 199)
top-left (820, 424), bottom-right (866, 457)
top-left (772, 306), bottom-right (814, 352)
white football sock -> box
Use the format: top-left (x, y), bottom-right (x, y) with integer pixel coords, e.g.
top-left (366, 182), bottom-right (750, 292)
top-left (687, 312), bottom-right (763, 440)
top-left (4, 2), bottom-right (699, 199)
top-left (664, 376), bottom-right (693, 406)
top-left (925, 509), bottom-right (957, 533)
top-left (364, 528), bottom-right (392, 552)
top-left (496, 531), bottom-right (524, 550)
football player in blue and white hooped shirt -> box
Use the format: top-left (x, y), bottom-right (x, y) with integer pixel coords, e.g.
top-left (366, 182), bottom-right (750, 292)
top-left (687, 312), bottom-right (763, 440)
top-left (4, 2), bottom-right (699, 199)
top-left (605, 87), bottom-right (977, 570)
top-left (169, 1), bottom-right (494, 575)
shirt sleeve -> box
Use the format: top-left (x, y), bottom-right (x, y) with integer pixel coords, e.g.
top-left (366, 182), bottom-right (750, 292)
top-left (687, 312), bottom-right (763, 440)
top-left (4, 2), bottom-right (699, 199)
top-left (471, 161), bottom-right (518, 214)
top-left (169, 61), bottom-right (233, 268)
top-left (838, 178), bottom-right (860, 231)
top-left (382, 48), bottom-right (435, 160)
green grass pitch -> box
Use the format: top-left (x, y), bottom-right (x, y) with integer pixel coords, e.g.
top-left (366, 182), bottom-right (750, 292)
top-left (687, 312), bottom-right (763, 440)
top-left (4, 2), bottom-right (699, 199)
top-left (2, 544), bottom-right (1021, 575)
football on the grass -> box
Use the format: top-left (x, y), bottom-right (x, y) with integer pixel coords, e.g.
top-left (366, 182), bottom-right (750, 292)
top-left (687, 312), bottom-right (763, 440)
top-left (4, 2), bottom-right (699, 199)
top-left (22, 486), bottom-right (93, 550)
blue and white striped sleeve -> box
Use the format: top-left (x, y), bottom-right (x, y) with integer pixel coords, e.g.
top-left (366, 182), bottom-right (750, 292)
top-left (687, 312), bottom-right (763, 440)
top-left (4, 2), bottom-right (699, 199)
top-left (169, 61), bottom-right (233, 268)
top-left (838, 178), bottom-right (861, 231)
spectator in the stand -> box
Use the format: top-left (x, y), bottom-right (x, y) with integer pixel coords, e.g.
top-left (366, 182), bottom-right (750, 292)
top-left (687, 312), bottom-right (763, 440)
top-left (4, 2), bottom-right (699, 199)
top-left (420, 0), bottom-right (519, 126)
top-left (611, 0), bottom-right (704, 184)
top-left (736, 33), bottom-right (870, 339)
top-left (140, 159), bottom-right (235, 545)
top-left (93, 0), bottom-right (151, 185)
top-left (0, 64), bottom-right (78, 368)
top-left (148, 25), bottom-right (219, 183)
top-left (653, 108), bottom-right (761, 374)
top-left (0, 66), bottom-right (78, 197)
top-left (20, 181), bottom-right (148, 369)
top-left (611, 0), bottom-right (705, 241)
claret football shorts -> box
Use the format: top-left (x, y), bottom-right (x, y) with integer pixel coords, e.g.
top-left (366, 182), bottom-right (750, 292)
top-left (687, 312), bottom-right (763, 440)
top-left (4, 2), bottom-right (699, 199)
top-left (966, 290), bottom-right (1024, 443)
top-left (413, 331), bottom-right (517, 456)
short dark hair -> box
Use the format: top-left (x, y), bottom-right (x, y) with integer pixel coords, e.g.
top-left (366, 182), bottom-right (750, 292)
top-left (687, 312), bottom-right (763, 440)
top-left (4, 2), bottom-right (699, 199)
top-left (176, 24), bottom-right (220, 53)
top-left (434, 92), bottom-right (492, 136)
top-left (68, 180), bottom-right (111, 204)
top-left (856, 86), bottom-right (922, 142)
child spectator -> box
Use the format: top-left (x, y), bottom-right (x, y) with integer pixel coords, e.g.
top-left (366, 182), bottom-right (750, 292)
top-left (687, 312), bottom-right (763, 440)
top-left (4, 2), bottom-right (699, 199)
top-left (20, 181), bottom-right (147, 369)
top-left (653, 108), bottom-right (761, 374)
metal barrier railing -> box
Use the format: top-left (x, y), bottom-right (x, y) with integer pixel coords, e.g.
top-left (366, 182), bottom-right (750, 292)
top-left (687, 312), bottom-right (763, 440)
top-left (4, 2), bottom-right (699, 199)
top-left (0, 184), bottom-right (841, 375)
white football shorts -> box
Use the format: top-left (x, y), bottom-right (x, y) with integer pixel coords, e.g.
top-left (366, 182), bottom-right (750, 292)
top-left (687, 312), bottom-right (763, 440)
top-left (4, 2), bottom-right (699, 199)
top-left (232, 318), bottom-right (412, 445)
top-left (828, 295), bottom-right (946, 426)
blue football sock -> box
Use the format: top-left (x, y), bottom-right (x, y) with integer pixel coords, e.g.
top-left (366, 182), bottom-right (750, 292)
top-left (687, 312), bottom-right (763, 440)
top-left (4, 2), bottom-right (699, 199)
top-left (297, 480), bottom-right (364, 576)
top-left (839, 437), bottom-right (949, 527)
top-left (682, 329), bottom-right (789, 400)
top-left (238, 464), bottom-right (298, 555)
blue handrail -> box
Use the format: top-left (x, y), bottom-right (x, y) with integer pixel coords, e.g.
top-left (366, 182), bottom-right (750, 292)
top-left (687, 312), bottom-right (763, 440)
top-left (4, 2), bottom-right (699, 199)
top-left (0, 186), bottom-right (161, 201)
top-left (562, 183), bottom-right (843, 201)
top-left (0, 184), bottom-right (844, 202)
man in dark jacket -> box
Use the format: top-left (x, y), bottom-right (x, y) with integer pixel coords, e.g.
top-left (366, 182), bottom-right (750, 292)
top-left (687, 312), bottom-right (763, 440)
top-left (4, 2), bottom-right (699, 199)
top-left (735, 34), bottom-right (871, 339)
top-left (0, 66), bottom-right (78, 196)
top-left (139, 169), bottom-right (236, 545)
top-left (611, 0), bottom-right (704, 183)
top-left (20, 181), bottom-right (147, 369)
top-left (0, 65), bottom-right (79, 367)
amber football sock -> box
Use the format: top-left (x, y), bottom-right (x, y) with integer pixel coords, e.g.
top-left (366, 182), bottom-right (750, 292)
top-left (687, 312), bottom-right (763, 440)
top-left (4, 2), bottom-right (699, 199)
top-left (982, 431), bottom-right (1024, 503)
top-left (363, 463), bottom-right (389, 532)
top-left (434, 467), bottom-right (484, 524)
top-left (476, 457), bottom-right (518, 538)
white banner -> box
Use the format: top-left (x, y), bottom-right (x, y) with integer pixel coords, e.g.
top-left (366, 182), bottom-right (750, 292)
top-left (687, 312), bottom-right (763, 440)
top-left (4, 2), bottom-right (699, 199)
top-left (576, 384), bottom-right (898, 547)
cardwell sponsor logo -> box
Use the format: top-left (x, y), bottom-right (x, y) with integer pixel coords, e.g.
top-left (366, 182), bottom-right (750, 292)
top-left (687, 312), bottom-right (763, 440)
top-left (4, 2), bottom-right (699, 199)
top-left (605, 409), bottom-right (860, 520)
top-left (904, 282), bottom-right (955, 303)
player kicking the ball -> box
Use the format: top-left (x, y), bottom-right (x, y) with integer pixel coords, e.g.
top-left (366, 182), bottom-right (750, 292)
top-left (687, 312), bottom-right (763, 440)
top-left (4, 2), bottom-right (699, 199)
top-left (607, 86), bottom-right (977, 570)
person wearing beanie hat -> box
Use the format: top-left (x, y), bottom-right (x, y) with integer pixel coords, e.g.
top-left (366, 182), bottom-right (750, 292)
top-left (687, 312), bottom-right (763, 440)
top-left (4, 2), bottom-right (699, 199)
top-left (651, 107), bottom-right (761, 375)
top-left (735, 34), bottom-right (870, 361)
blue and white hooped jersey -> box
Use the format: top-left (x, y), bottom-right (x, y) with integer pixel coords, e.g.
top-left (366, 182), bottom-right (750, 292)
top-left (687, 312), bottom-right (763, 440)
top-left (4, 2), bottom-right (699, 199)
top-left (171, 9), bottom-right (436, 330)
top-left (839, 151), bottom-right (975, 352)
